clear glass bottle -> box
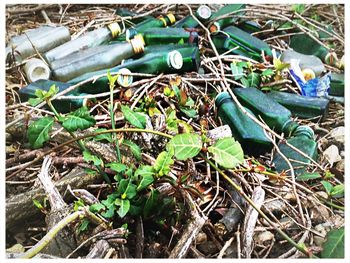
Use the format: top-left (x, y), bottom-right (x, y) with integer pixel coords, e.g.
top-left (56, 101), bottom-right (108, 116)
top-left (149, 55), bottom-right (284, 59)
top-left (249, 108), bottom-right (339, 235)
top-left (50, 35), bottom-right (145, 82)
top-left (272, 125), bottom-right (318, 175)
top-left (233, 87), bottom-right (299, 136)
top-left (44, 22), bottom-right (122, 63)
top-left (5, 26), bottom-right (71, 64)
top-left (266, 91), bottom-right (330, 121)
top-left (23, 58), bottom-right (51, 83)
top-left (215, 92), bottom-right (272, 155)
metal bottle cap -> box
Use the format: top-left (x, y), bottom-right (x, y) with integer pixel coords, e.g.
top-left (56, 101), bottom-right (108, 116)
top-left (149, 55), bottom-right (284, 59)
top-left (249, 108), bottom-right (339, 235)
top-left (130, 34), bottom-right (145, 54)
top-left (166, 13), bottom-right (176, 24)
top-left (209, 22), bottom-right (220, 33)
top-left (107, 22), bottom-right (121, 38)
top-left (167, 50), bottom-right (183, 70)
top-left (196, 5), bottom-right (212, 21)
top-left (117, 68), bottom-right (133, 88)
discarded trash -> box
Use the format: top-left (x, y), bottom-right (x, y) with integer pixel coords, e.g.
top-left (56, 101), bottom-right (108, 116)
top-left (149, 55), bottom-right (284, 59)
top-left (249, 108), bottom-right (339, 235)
top-left (233, 87), bottom-right (299, 136)
top-left (215, 92), bottom-right (272, 155)
top-left (266, 90), bottom-right (330, 120)
top-left (288, 59), bottom-right (330, 97)
top-left (212, 25), bottom-right (272, 61)
top-left (50, 35), bottom-right (145, 82)
top-left (44, 22), bottom-right (122, 63)
top-left (329, 73), bottom-right (344, 97)
top-left (281, 49), bottom-right (325, 76)
top-left (236, 20), bottom-right (262, 34)
top-left (126, 27), bottom-right (198, 46)
top-left (173, 5), bottom-right (212, 28)
top-left (23, 58), bottom-right (51, 83)
top-left (18, 79), bottom-right (88, 113)
top-left (209, 4), bottom-right (246, 33)
top-left (5, 26), bottom-right (70, 64)
top-left (273, 125), bottom-right (318, 175)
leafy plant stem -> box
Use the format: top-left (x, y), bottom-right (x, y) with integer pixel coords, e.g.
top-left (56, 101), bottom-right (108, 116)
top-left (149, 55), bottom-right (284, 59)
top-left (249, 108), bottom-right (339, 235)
top-left (46, 99), bottom-right (87, 152)
top-left (109, 85), bottom-right (121, 162)
top-left (200, 153), bottom-right (317, 258)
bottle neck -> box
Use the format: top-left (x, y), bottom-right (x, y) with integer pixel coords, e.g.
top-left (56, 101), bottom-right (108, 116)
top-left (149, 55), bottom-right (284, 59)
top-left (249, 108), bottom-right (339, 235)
top-left (292, 125), bottom-right (315, 139)
top-left (281, 119), bottom-right (299, 137)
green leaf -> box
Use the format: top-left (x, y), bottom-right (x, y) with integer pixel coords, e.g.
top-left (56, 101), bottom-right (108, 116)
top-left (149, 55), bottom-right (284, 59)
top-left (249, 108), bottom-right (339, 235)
top-left (292, 4), bottom-right (305, 14)
top-left (121, 105), bottom-right (146, 129)
top-left (167, 133), bottom-right (202, 161)
top-left (137, 173), bottom-right (155, 192)
top-left (27, 116), bottom-right (54, 149)
top-left (32, 199), bottom-right (43, 210)
top-left (101, 205), bottom-right (115, 218)
top-left (115, 198), bottom-right (130, 218)
top-left (83, 151), bottom-right (103, 166)
top-left (261, 69), bottom-right (274, 77)
top-left (179, 106), bottom-right (198, 118)
top-left (135, 165), bottom-right (155, 180)
top-left (106, 162), bottom-right (127, 173)
top-left (273, 58), bottom-right (290, 71)
top-left (89, 203), bottom-right (105, 213)
top-left (116, 179), bottom-right (130, 196)
top-left (94, 128), bottom-right (113, 142)
top-left (62, 106), bottom-right (96, 132)
top-left (73, 199), bottom-right (85, 211)
top-left (208, 137), bottom-right (244, 168)
top-left (321, 227), bottom-right (344, 258)
top-left (230, 63), bottom-right (244, 80)
top-left (107, 70), bottom-right (118, 89)
top-left (296, 172), bottom-right (322, 181)
top-left (78, 218), bottom-right (90, 233)
top-left (321, 180), bottom-right (333, 195)
top-left (154, 149), bottom-right (174, 177)
top-left (240, 77), bottom-right (250, 88)
top-left (122, 139), bottom-right (142, 161)
top-left (330, 184), bottom-right (344, 198)
top-left (144, 189), bottom-right (159, 218)
top-left (123, 182), bottom-right (137, 199)
top-left (247, 72), bottom-right (261, 88)
top-left (28, 97), bottom-right (43, 107)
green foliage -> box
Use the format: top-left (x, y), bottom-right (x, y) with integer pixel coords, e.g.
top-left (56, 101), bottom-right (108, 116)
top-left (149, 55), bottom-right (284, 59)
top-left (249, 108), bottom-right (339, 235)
top-left (27, 116), bottom-right (54, 149)
top-left (154, 148), bottom-right (174, 176)
top-left (122, 139), bottom-right (142, 161)
top-left (330, 184), bottom-right (344, 198)
top-left (135, 166), bottom-right (155, 191)
top-left (166, 110), bottom-right (193, 133)
top-left (296, 172), bottom-right (322, 181)
top-left (321, 227), bottom-right (344, 258)
top-left (167, 133), bottom-right (202, 161)
top-left (62, 106), bottom-right (96, 132)
top-left (230, 63), bottom-right (244, 80)
top-left (115, 198), bottom-right (130, 218)
top-left (208, 137), bottom-right (244, 168)
top-left (107, 70), bottom-right (119, 90)
top-left (246, 72), bottom-right (261, 88)
top-left (32, 199), bottom-right (44, 210)
top-left (83, 151), bottom-right (103, 166)
top-left (89, 203), bottom-right (105, 213)
top-left (292, 4), bottom-right (306, 14)
top-left (78, 218), bottom-right (90, 233)
top-left (94, 128), bottom-right (113, 142)
top-left (28, 85), bottom-right (58, 106)
top-left (144, 189), bottom-right (160, 218)
top-left (73, 199), bottom-right (85, 211)
top-left (321, 180), bottom-right (333, 195)
top-left (121, 105), bottom-right (147, 129)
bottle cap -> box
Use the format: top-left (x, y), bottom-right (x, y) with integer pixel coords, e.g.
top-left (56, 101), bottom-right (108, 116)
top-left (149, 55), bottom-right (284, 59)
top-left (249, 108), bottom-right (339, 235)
top-left (126, 28), bottom-right (137, 41)
top-left (117, 68), bottom-right (133, 88)
top-left (196, 5), bottom-right (212, 21)
top-left (325, 52), bottom-right (338, 67)
top-left (130, 34), bottom-right (145, 54)
top-left (107, 22), bottom-right (121, 38)
top-left (166, 13), bottom-right (176, 25)
top-left (293, 125), bottom-right (315, 139)
top-left (215, 92), bottom-right (232, 108)
top-left (209, 22), bottom-right (220, 33)
top-left (158, 15), bottom-right (168, 27)
top-left (302, 68), bottom-right (316, 81)
top-left (167, 50), bottom-right (183, 70)
top-left (23, 58), bottom-right (51, 83)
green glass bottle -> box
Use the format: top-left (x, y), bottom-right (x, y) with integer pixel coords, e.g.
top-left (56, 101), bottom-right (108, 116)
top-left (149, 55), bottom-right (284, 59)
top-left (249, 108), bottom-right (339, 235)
top-left (212, 26), bottom-right (272, 61)
top-left (209, 4), bottom-right (246, 33)
top-left (215, 92), bottom-right (272, 155)
top-left (172, 5), bottom-right (212, 28)
top-left (126, 27), bottom-right (198, 46)
top-left (18, 79), bottom-right (88, 113)
top-left (266, 91), bottom-right (330, 120)
top-left (329, 73), bottom-right (344, 96)
top-left (272, 125), bottom-right (318, 175)
top-left (233, 88), bottom-right (299, 136)
top-left (123, 13), bottom-right (176, 41)
top-left (69, 48), bottom-right (198, 94)
top-left (289, 33), bottom-right (331, 62)
top-left (236, 20), bottom-right (262, 34)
